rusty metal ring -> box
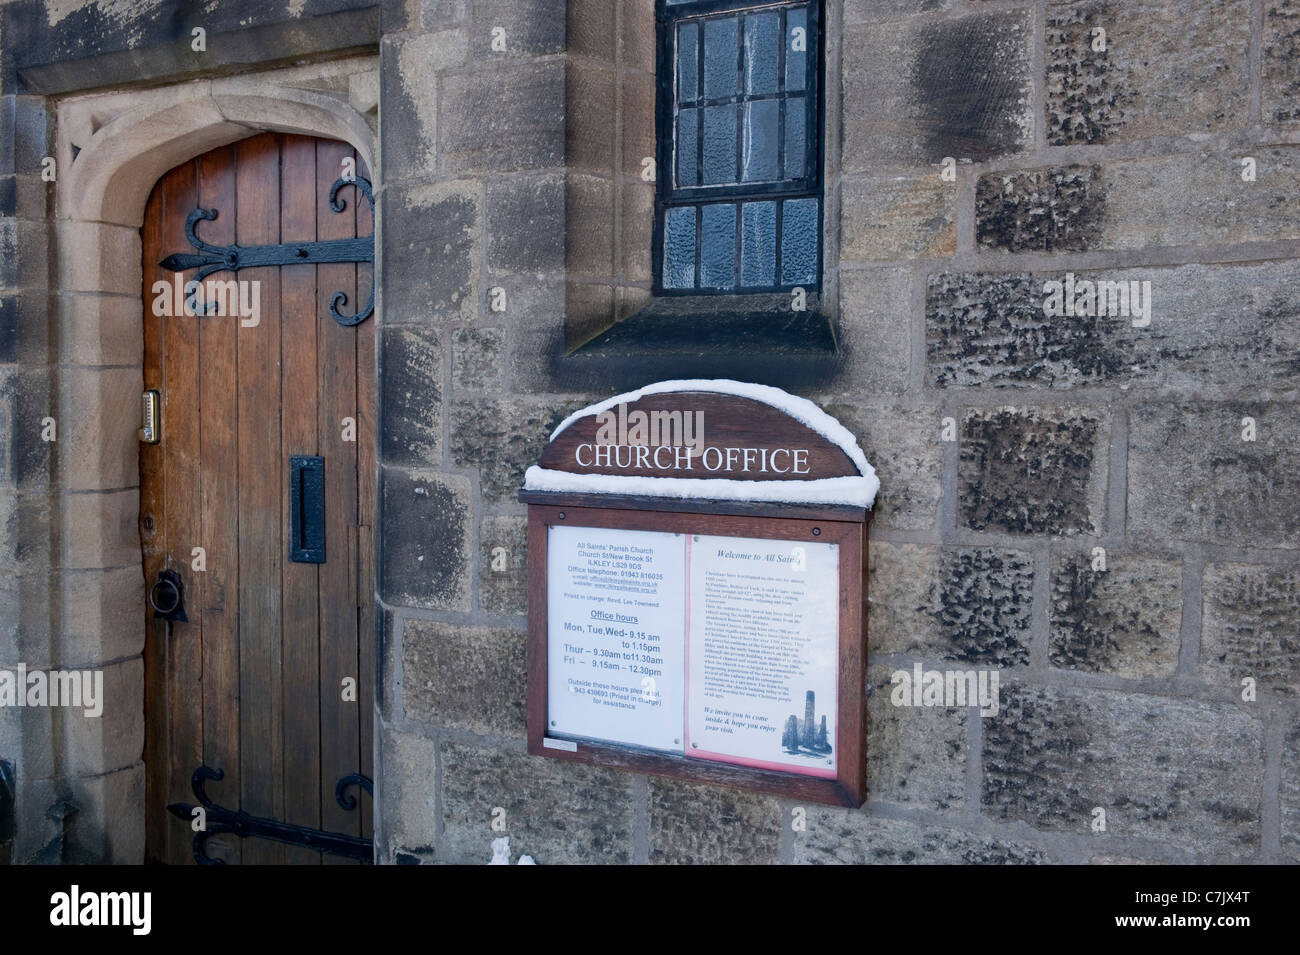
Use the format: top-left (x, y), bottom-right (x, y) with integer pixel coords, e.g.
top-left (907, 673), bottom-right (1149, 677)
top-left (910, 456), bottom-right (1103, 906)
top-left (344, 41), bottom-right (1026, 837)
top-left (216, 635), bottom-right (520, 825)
top-left (149, 576), bottom-right (181, 616)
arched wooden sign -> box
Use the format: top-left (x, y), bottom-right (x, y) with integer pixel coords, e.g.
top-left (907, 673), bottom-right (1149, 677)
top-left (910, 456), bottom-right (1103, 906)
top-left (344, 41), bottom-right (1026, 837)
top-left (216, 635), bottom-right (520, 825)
top-left (520, 381), bottom-right (875, 807)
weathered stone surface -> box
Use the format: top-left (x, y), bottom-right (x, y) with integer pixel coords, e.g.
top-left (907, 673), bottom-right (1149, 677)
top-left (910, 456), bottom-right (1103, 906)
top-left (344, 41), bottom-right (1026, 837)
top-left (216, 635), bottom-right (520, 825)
top-left (485, 174), bottom-right (564, 273)
top-left (567, 0), bottom-right (616, 60)
top-left (379, 469), bottom-right (471, 612)
top-left (866, 665), bottom-right (966, 811)
top-left (1050, 551), bottom-right (1182, 677)
top-left (449, 397), bottom-right (584, 503)
top-left (382, 30), bottom-right (468, 179)
top-left (841, 174), bottom-right (956, 261)
top-left (832, 270), bottom-right (912, 398)
top-left (1201, 563), bottom-right (1300, 696)
top-left (1046, 0), bottom-right (1251, 145)
top-left (480, 515), bottom-right (527, 616)
top-left (933, 549), bottom-right (1034, 666)
top-left (58, 490), bottom-right (138, 570)
top-left (1264, 0), bottom-right (1300, 123)
top-left (380, 181), bottom-right (479, 323)
top-left (794, 810), bottom-right (1049, 864)
top-left (0, 366), bottom-right (52, 487)
top-left (439, 61), bottom-right (564, 173)
top-left (564, 173), bottom-right (614, 276)
top-left (439, 742), bottom-right (634, 863)
top-left (451, 327), bottom-right (504, 392)
top-left (868, 543), bottom-right (1033, 666)
top-left (976, 164), bottom-right (1104, 253)
top-left (824, 402), bottom-right (940, 530)
top-left (959, 407), bottom-right (1107, 536)
top-left (927, 262), bottom-right (1300, 393)
top-left (565, 60), bottom-right (617, 175)
top-left (648, 778), bottom-right (781, 864)
top-left (403, 619), bottom-right (525, 735)
top-left (842, 9), bottom-right (1033, 171)
top-left (380, 327), bottom-right (441, 468)
top-left (983, 685), bottom-right (1262, 856)
top-left (844, 0), bottom-right (951, 21)
top-left (1128, 404), bottom-right (1300, 548)
top-left (378, 727), bottom-right (439, 863)
top-left (1283, 717), bottom-right (1300, 861)
top-left (978, 151), bottom-right (1300, 252)
top-left (467, 0), bottom-right (565, 57)
top-left (54, 566), bottom-right (145, 668)
top-left (9, 761), bottom-right (144, 864)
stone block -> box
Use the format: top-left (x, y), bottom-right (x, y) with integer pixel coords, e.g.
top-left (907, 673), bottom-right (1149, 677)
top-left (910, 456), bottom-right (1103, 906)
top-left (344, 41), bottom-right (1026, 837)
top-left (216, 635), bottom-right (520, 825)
top-left (868, 542), bottom-right (1033, 667)
top-left (380, 180), bottom-right (480, 324)
top-left (620, 181), bottom-right (654, 284)
top-left (383, 31), bottom-right (468, 179)
top-left (841, 174), bottom-right (956, 261)
top-left (842, 9), bottom-right (1034, 171)
top-left (1046, 0), bottom-right (1251, 145)
top-left (1049, 551), bottom-right (1182, 677)
top-left (451, 326), bottom-right (504, 392)
top-left (57, 366), bottom-right (141, 492)
top-left (824, 402), bottom-right (940, 531)
top-left (377, 726), bottom-right (439, 862)
top-left (978, 150), bottom-right (1300, 252)
top-left (379, 468), bottom-right (471, 612)
top-left (379, 326), bottom-right (442, 469)
top-left (927, 262), bottom-right (1300, 393)
top-left (58, 489), bottom-right (138, 570)
top-left (793, 809), bottom-right (1049, 864)
top-left (1128, 403), bottom-right (1300, 548)
top-left (564, 173), bottom-right (614, 277)
top-left (468, 0), bottom-right (566, 57)
top-left (1262, 0), bottom-right (1299, 123)
top-left (1201, 563), bottom-right (1300, 696)
top-left (439, 741), bottom-right (634, 863)
top-left (958, 406), bottom-right (1107, 536)
top-left (983, 684), bottom-right (1262, 856)
top-left (449, 396), bottom-right (586, 503)
top-left (866, 665), bottom-right (966, 811)
top-left (567, 0), bottom-right (617, 61)
top-left (59, 293), bottom-right (140, 366)
top-left (56, 221), bottom-right (134, 295)
top-left (440, 61), bottom-right (564, 173)
top-left (564, 59), bottom-right (616, 174)
top-left (833, 269), bottom-right (912, 398)
top-left (975, 164), bottom-right (1104, 253)
top-left (485, 173), bottom-right (564, 273)
top-left (648, 777), bottom-right (781, 864)
top-left (402, 619), bottom-right (525, 736)
top-left (1283, 716), bottom-right (1300, 861)
top-left (480, 514), bottom-right (527, 616)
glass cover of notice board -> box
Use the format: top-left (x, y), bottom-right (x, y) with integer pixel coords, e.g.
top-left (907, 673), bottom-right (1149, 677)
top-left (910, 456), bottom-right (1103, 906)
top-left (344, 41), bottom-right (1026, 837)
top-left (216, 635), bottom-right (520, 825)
top-left (546, 523), bottom-right (839, 778)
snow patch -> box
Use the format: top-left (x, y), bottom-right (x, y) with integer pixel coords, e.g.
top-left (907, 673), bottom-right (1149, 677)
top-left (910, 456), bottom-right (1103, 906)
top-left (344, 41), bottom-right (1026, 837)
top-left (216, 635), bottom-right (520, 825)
top-left (530, 380), bottom-right (878, 509)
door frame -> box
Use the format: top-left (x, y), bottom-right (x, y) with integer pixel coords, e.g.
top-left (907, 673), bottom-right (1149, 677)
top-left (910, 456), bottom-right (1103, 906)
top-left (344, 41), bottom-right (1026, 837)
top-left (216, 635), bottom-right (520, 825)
top-left (48, 63), bottom-right (379, 863)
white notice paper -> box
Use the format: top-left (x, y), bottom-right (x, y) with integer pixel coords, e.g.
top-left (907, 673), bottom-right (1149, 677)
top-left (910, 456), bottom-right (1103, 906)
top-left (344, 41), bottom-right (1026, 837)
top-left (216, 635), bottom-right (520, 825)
top-left (685, 535), bottom-right (839, 777)
top-left (547, 525), bottom-right (686, 753)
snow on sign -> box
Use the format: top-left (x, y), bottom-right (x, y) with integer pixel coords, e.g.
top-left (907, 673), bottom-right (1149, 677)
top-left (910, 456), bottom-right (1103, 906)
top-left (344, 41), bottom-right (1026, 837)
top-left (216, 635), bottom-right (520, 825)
top-left (520, 380), bottom-right (872, 807)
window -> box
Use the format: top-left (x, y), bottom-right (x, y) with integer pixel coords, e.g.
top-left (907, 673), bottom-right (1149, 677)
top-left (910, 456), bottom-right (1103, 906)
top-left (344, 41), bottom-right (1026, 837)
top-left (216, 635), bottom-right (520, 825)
top-left (655, 0), bottom-right (822, 295)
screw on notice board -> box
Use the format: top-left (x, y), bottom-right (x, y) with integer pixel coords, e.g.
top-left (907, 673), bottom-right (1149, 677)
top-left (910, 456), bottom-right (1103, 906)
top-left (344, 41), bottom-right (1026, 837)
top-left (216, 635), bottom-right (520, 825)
top-left (812, 527), bottom-right (821, 536)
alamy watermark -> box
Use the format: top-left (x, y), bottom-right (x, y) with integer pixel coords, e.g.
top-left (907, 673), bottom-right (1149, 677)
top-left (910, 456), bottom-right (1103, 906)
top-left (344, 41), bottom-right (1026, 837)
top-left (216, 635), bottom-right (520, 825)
top-left (1041, 272), bottom-right (1152, 327)
top-left (151, 274), bottom-right (261, 327)
top-left (889, 663), bottom-right (1000, 717)
top-left (0, 664), bottom-right (104, 717)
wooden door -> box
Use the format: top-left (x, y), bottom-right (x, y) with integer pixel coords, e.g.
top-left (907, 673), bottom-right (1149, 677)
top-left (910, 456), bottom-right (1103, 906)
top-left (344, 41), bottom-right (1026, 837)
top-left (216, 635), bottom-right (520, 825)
top-left (140, 133), bottom-right (375, 864)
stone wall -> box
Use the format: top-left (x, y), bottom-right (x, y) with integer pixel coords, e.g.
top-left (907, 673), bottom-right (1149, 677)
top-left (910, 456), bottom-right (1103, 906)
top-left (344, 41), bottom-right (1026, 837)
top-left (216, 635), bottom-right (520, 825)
top-left (376, 0), bottom-right (1298, 865)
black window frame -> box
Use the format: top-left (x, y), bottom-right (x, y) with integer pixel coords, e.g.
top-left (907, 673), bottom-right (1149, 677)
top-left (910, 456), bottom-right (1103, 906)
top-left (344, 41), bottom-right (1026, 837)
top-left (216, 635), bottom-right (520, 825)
top-left (652, 0), bottom-right (824, 296)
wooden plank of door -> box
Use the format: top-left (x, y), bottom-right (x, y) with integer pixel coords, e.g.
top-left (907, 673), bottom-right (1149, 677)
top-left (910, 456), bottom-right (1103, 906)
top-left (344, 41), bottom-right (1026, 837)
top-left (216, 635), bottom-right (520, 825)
top-left (235, 133), bottom-right (286, 865)
top-left (354, 154), bottom-right (376, 840)
top-left (196, 144), bottom-right (241, 865)
top-left (140, 179), bottom-right (167, 864)
top-left (159, 159), bottom-right (205, 868)
top-left (315, 139), bottom-right (362, 861)
top-left (279, 134), bottom-right (324, 864)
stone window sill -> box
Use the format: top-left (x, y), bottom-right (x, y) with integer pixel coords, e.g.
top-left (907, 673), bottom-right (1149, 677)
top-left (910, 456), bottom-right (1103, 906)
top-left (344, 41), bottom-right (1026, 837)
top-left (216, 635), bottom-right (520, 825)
top-left (560, 292), bottom-right (841, 389)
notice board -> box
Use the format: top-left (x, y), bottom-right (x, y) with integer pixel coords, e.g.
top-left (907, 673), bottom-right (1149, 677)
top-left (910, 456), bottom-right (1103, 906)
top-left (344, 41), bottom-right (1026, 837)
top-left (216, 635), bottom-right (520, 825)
top-left (519, 381), bottom-right (878, 806)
